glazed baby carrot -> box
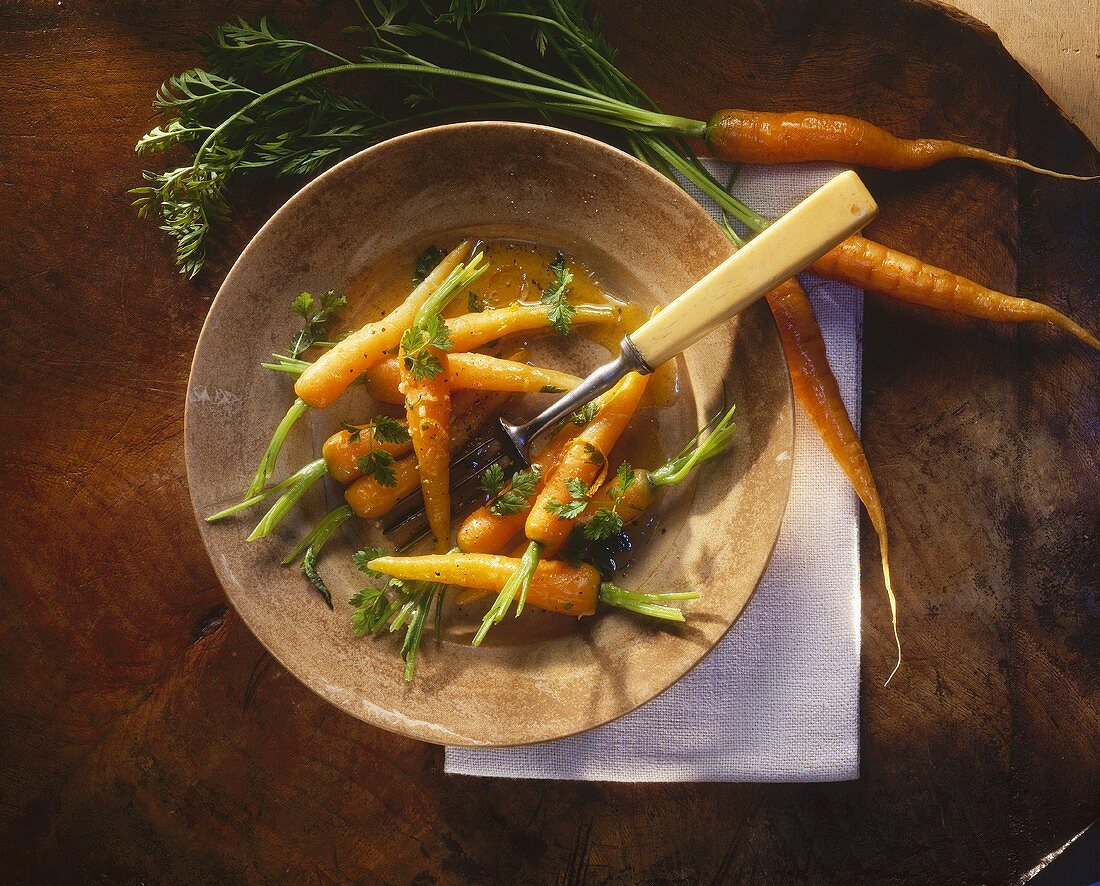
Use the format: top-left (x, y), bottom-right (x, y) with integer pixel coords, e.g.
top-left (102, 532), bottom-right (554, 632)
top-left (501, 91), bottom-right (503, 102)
top-left (455, 388), bottom-right (629, 554)
top-left (706, 109), bottom-right (1098, 181)
top-left (369, 552), bottom-right (601, 617)
top-left (399, 252), bottom-right (489, 551)
top-left (813, 235), bottom-right (1100, 351)
top-left (294, 241), bottom-right (471, 409)
top-left (525, 371), bottom-right (650, 551)
top-left (361, 351), bottom-right (583, 404)
top-left (322, 417), bottom-right (413, 484)
top-left (343, 391), bottom-right (511, 520)
top-left (400, 350), bottom-right (452, 552)
top-left (767, 278), bottom-right (901, 682)
top-left (447, 302), bottom-right (614, 352)
top-left (369, 552), bottom-right (698, 623)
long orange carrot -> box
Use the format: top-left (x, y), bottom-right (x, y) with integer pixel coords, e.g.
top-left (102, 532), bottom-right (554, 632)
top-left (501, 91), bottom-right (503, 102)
top-left (706, 109), bottom-right (1098, 181)
top-left (767, 278), bottom-right (900, 682)
top-left (812, 235), bottom-right (1100, 351)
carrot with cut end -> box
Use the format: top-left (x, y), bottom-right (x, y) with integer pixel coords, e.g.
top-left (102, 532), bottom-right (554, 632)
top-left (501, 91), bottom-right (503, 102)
top-left (294, 240), bottom-right (471, 408)
top-left (706, 109), bottom-right (1099, 181)
top-left (370, 552), bottom-right (601, 617)
top-left (812, 235), bottom-right (1100, 351)
top-left (361, 351), bottom-right (583, 404)
top-left (767, 278), bottom-right (901, 683)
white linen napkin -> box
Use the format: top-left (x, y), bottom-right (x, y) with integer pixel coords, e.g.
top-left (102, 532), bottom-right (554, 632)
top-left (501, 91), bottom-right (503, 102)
top-left (445, 161), bottom-right (862, 782)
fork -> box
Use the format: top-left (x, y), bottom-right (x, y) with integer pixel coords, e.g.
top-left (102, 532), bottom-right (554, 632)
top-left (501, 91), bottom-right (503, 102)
top-left (382, 170), bottom-right (878, 548)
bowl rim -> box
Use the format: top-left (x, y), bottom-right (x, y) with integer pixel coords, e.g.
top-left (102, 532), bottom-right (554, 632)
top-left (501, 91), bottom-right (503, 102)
top-left (185, 119), bottom-right (794, 746)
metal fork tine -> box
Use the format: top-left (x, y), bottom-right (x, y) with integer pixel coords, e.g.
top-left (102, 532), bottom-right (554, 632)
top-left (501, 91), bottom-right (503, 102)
top-left (389, 451), bottom-right (517, 552)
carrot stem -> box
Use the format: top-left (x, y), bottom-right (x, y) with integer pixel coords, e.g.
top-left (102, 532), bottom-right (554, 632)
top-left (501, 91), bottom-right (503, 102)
top-left (246, 397), bottom-right (310, 498)
top-left (472, 541), bottom-right (544, 646)
top-left (248, 457), bottom-right (327, 541)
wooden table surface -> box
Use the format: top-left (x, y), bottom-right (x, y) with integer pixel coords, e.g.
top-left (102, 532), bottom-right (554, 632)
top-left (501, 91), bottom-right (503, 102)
top-left (1, 1), bottom-right (1097, 883)
top-left (946, 0), bottom-right (1100, 145)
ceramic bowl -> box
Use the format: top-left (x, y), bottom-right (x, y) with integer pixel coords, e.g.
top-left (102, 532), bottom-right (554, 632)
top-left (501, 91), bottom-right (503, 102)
top-left (186, 121), bottom-right (793, 746)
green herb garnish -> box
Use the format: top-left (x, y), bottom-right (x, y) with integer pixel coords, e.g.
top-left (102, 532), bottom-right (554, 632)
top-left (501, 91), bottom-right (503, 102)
top-left (541, 252), bottom-right (575, 335)
top-left (289, 289), bottom-right (346, 357)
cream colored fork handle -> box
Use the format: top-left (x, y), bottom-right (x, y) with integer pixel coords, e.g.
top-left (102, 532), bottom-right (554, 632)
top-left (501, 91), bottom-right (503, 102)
top-left (626, 170), bottom-right (877, 369)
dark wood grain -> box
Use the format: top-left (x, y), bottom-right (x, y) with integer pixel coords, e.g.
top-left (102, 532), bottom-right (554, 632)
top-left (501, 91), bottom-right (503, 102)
top-left (0, 1), bottom-right (1096, 883)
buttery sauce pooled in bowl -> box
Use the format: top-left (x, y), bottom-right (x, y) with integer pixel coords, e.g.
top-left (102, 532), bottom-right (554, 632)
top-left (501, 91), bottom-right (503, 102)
top-left (336, 236), bottom-right (689, 646)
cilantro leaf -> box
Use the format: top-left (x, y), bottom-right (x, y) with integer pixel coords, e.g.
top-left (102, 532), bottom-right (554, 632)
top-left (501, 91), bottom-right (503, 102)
top-left (541, 252), bottom-right (575, 335)
top-left (467, 291), bottom-right (486, 313)
top-left (350, 586), bottom-right (392, 635)
top-left (292, 291), bottom-right (314, 317)
top-left (413, 245), bottom-right (445, 285)
top-left (610, 461), bottom-right (636, 501)
top-left (545, 497), bottom-right (588, 520)
top-left (403, 349), bottom-right (444, 381)
top-left (480, 462), bottom-right (506, 498)
top-left (422, 313), bottom-right (452, 351)
top-left (565, 477), bottom-right (590, 499)
top-left (353, 546), bottom-right (390, 576)
top-left (357, 449), bottom-right (397, 486)
top-left (370, 414), bottom-right (410, 444)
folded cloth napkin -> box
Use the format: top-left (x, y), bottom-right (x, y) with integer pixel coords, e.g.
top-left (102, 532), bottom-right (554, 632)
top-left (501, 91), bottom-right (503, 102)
top-left (445, 161), bottom-right (862, 782)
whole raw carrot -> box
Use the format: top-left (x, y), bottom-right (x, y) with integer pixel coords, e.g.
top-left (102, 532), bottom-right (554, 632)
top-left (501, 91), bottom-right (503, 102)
top-left (767, 278), bottom-right (901, 682)
top-left (369, 552), bottom-right (600, 617)
top-left (362, 351), bottom-right (583, 404)
top-left (706, 109), bottom-right (1098, 181)
top-left (813, 235), bottom-right (1100, 351)
top-left (294, 241), bottom-right (471, 408)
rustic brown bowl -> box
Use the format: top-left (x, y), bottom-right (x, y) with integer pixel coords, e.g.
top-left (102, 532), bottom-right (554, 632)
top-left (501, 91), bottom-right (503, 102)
top-left (185, 121), bottom-right (794, 746)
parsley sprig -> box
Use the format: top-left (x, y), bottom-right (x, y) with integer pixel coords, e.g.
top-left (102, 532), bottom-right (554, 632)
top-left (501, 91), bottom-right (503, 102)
top-left (357, 449), bottom-right (398, 487)
top-left (584, 462), bottom-right (636, 541)
top-left (400, 253), bottom-right (488, 380)
top-left (350, 546), bottom-right (446, 680)
top-left (400, 314), bottom-right (452, 380)
top-left (541, 252), bottom-right (575, 335)
top-left (481, 465), bottom-right (542, 516)
top-left (545, 477), bottom-right (591, 520)
top-left (289, 289), bottom-right (347, 357)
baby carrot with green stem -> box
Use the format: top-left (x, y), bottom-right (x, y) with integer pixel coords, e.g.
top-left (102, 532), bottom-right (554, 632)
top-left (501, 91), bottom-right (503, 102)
top-left (360, 351), bottom-right (583, 404)
top-left (398, 255), bottom-right (489, 551)
top-left (368, 552), bottom-right (696, 623)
